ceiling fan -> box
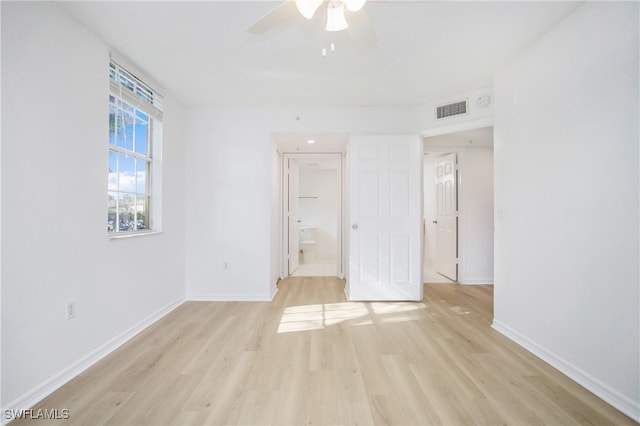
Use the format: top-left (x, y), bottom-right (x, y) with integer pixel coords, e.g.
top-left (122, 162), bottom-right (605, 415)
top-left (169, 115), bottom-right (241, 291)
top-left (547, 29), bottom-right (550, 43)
top-left (247, 0), bottom-right (375, 46)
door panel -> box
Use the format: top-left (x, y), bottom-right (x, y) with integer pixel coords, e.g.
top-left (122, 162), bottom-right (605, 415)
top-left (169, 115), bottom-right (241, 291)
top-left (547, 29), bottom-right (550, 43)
top-left (359, 171), bottom-right (379, 219)
top-left (390, 170), bottom-right (410, 218)
top-left (390, 235), bottom-right (410, 283)
top-left (360, 235), bottom-right (380, 284)
top-left (348, 135), bottom-right (422, 301)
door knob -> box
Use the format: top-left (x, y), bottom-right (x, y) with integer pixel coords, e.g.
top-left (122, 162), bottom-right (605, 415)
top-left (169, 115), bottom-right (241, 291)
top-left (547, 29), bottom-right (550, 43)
top-left (352, 224), bottom-right (359, 230)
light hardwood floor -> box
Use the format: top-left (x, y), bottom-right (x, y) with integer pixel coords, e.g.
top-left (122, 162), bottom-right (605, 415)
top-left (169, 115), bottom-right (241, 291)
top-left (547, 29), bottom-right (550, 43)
top-left (13, 277), bottom-right (636, 425)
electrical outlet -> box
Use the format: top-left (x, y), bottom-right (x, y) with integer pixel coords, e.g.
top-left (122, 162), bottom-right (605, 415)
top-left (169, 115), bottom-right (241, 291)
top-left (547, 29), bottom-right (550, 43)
top-left (66, 300), bottom-right (76, 320)
top-left (224, 261), bottom-right (229, 270)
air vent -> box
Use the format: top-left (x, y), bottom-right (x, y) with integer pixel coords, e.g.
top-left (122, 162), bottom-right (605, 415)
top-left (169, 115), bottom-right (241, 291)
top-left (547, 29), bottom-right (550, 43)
top-left (436, 100), bottom-right (468, 119)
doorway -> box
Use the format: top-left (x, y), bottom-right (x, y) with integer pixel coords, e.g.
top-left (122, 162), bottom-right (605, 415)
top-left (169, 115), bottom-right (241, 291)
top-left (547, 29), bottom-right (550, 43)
top-left (424, 152), bottom-right (458, 283)
top-left (283, 153), bottom-right (343, 278)
top-left (423, 126), bottom-right (495, 285)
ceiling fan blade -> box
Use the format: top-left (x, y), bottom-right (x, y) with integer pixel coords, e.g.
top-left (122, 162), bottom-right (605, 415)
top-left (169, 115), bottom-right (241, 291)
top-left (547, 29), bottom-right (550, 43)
top-left (247, 0), bottom-right (299, 35)
top-left (346, 8), bottom-right (376, 47)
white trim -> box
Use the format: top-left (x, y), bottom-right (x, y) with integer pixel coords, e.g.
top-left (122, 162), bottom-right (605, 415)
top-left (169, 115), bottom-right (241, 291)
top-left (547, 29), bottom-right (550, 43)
top-left (421, 118), bottom-right (494, 138)
top-left (1, 296), bottom-right (185, 425)
top-left (109, 230), bottom-right (163, 240)
top-left (281, 152), bottom-right (344, 279)
top-left (492, 320), bottom-right (640, 422)
top-left (336, 155), bottom-right (343, 278)
top-left (187, 293), bottom-right (274, 302)
top-left (107, 94), bottom-right (163, 236)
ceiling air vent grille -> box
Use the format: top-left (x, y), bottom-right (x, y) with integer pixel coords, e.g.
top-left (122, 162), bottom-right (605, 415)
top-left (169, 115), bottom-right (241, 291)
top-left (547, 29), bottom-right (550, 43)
top-left (436, 100), bottom-right (468, 119)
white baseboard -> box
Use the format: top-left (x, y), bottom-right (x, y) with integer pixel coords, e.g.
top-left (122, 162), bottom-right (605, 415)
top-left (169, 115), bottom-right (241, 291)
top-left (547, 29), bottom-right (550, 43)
top-left (187, 293), bottom-right (274, 301)
top-left (2, 296), bottom-right (185, 425)
top-left (492, 319), bottom-right (640, 422)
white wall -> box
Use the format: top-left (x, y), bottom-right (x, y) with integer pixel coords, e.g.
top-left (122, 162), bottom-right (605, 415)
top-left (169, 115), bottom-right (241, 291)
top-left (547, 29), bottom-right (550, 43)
top-left (184, 106), bottom-right (417, 300)
top-left (1, 1), bottom-right (186, 412)
top-left (183, 91), bottom-right (497, 298)
top-left (298, 168), bottom-right (338, 264)
top-left (184, 108), bottom-right (275, 300)
top-left (462, 148), bottom-right (494, 283)
top-left (183, 84), bottom-right (498, 299)
top-left (493, 2), bottom-right (639, 420)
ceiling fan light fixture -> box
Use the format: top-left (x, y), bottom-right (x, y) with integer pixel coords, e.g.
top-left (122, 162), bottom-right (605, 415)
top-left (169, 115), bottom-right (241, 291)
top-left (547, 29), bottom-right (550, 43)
top-left (326, 2), bottom-right (348, 32)
top-left (295, 0), bottom-right (324, 19)
top-left (344, 0), bottom-right (366, 12)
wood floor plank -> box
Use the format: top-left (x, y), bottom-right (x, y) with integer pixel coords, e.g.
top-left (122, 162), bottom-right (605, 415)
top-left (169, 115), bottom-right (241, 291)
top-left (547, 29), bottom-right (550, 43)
top-left (334, 364), bottom-right (375, 425)
top-left (379, 353), bottom-right (441, 425)
top-left (10, 279), bottom-right (638, 426)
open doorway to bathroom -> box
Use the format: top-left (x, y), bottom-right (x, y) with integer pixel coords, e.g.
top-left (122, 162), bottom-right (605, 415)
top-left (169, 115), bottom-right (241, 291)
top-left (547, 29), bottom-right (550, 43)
top-left (283, 153), bottom-right (343, 278)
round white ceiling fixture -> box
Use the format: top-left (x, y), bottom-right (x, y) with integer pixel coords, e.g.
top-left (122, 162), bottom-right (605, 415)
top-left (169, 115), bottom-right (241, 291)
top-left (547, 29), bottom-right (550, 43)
top-left (476, 94), bottom-right (491, 109)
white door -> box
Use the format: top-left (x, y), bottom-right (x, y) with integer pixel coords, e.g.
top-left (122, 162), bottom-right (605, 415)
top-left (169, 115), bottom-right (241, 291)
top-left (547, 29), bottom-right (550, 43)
top-left (435, 153), bottom-right (457, 281)
top-left (287, 158), bottom-right (300, 274)
top-left (348, 135), bottom-right (423, 301)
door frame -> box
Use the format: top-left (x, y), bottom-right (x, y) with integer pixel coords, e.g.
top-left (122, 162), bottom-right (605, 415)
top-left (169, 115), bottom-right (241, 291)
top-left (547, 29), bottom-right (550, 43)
top-left (424, 151), bottom-right (460, 282)
top-left (286, 157), bottom-right (300, 275)
top-left (424, 146), bottom-right (466, 283)
top-left (421, 121), bottom-right (494, 286)
top-left (281, 152), bottom-right (344, 278)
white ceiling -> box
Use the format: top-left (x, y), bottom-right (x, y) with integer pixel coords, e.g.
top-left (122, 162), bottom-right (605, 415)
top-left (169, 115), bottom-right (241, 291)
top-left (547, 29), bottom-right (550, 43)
top-left (57, 0), bottom-right (580, 108)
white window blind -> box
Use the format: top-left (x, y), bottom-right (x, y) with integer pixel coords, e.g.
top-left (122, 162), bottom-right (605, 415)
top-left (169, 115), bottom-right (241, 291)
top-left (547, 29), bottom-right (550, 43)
top-left (109, 60), bottom-right (163, 120)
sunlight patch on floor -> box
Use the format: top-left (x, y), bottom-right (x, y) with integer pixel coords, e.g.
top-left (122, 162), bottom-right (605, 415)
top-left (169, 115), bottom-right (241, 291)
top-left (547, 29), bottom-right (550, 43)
top-left (277, 301), bottom-right (426, 333)
top-left (370, 302), bottom-right (427, 323)
top-left (278, 302), bottom-right (368, 333)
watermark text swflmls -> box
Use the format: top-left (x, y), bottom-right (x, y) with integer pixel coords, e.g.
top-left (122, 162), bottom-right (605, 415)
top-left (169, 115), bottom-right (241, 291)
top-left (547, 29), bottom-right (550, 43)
top-left (3, 409), bottom-right (70, 421)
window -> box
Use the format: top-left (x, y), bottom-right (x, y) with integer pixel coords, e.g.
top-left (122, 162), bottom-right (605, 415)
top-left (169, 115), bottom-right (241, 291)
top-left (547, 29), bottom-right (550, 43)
top-left (108, 60), bottom-right (163, 234)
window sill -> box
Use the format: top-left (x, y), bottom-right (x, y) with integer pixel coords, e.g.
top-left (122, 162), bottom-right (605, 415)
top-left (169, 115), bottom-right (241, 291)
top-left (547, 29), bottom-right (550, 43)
top-left (108, 230), bottom-right (162, 240)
